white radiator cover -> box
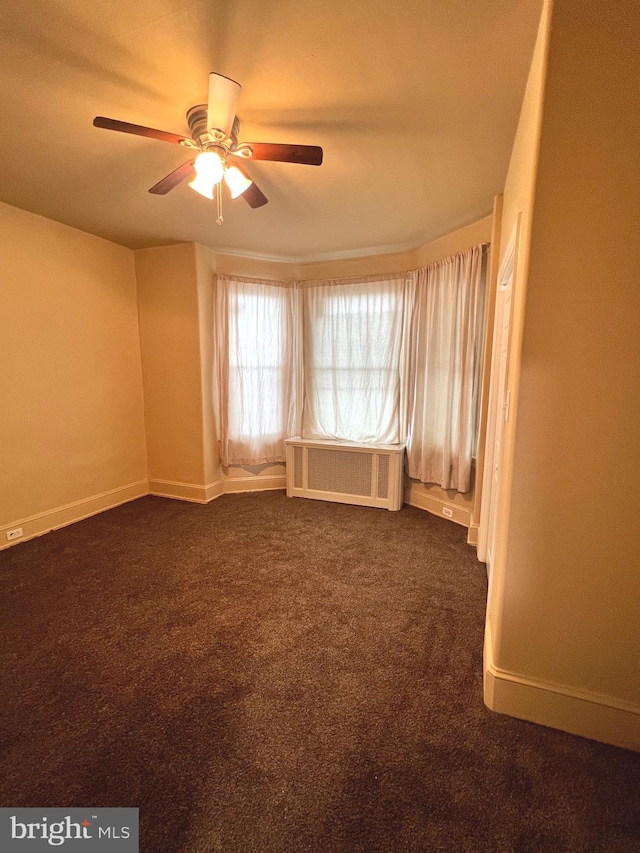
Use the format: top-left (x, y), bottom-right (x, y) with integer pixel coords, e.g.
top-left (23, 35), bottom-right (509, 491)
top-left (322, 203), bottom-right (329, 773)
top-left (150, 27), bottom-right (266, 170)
top-left (285, 437), bottom-right (405, 511)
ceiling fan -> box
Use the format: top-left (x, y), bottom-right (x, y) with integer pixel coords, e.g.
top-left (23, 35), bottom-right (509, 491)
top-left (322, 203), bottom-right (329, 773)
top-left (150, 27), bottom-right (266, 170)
top-left (93, 72), bottom-right (323, 222)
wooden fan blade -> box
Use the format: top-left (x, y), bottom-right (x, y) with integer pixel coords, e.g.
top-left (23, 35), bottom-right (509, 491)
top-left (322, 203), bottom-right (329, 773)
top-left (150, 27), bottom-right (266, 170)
top-left (93, 116), bottom-right (190, 146)
top-left (237, 167), bottom-right (268, 208)
top-left (240, 142), bottom-right (323, 165)
top-left (148, 161), bottom-right (196, 195)
top-left (207, 72), bottom-right (242, 139)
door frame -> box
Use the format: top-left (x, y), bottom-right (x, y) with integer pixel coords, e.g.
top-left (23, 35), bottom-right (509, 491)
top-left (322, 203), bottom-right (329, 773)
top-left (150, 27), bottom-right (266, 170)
top-left (477, 216), bottom-right (520, 571)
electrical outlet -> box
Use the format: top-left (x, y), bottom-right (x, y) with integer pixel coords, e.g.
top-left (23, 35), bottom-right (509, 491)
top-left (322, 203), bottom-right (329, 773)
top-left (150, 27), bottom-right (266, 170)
top-left (6, 527), bottom-right (23, 541)
top-left (442, 507), bottom-right (454, 518)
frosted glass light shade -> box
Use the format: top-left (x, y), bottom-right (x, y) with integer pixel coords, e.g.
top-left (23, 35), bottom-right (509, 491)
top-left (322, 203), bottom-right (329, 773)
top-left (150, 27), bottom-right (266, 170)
top-left (224, 165), bottom-right (252, 199)
top-left (189, 151), bottom-right (224, 199)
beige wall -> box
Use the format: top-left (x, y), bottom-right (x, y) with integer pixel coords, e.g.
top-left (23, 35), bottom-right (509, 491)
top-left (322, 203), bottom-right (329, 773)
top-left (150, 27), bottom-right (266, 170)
top-left (209, 219), bottom-right (494, 284)
top-left (0, 201), bottom-right (147, 543)
top-left (214, 251), bottom-right (295, 282)
top-left (413, 217), bottom-right (493, 270)
top-left (194, 244), bottom-right (220, 486)
top-left (486, 0), bottom-right (640, 750)
top-left (135, 243), bottom-right (216, 499)
top-left (297, 215), bottom-right (492, 282)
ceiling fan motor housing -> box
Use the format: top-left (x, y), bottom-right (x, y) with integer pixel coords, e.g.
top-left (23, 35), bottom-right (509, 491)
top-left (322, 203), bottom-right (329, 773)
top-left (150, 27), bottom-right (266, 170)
top-left (186, 105), bottom-right (240, 151)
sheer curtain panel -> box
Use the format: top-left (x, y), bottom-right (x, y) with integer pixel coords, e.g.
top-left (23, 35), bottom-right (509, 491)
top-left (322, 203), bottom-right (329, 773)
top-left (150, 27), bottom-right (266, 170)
top-left (301, 275), bottom-right (409, 444)
top-left (214, 276), bottom-right (295, 466)
top-left (406, 245), bottom-right (484, 492)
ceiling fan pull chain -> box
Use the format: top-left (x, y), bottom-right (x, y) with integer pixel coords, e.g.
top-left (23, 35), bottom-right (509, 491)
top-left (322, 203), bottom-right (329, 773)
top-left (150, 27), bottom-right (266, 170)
top-left (216, 187), bottom-right (224, 225)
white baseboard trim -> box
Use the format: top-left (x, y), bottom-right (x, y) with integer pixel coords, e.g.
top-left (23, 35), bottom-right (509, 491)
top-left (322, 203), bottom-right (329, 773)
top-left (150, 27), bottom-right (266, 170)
top-left (467, 522), bottom-right (479, 545)
top-left (222, 475), bottom-right (286, 494)
top-left (406, 485), bottom-right (471, 528)
top-left (0, 480), bottom-right (149, 550)
top-left (148, 475), bottom-right (285, 502)
top-left (148, 478), bottom-right (223, 504)
top-left (484, 624), bottom-right (640, 752)
top-left (206, 480), bottom-right (225, 501)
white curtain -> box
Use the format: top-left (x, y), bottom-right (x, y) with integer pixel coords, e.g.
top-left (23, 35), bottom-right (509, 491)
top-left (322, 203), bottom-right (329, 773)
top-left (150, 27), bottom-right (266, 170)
top-left (214, 276), bottom-right (295, 466)
top-left (301, 275), bottom-right (409, 444)
top-left (406, 245), bottom-right (484, 492)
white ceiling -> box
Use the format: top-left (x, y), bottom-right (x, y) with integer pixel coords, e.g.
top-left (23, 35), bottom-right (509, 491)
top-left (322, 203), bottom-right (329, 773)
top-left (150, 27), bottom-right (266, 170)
top-left (0, 0), bottom-right (543, 261)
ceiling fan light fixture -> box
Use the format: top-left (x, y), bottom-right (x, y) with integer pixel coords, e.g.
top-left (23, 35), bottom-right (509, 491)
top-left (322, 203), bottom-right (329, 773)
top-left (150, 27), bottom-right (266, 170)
top-left (189, 150), bottom-right (225, 198)
top-left (224, 164), bottom-right (252, 199)
top-left (189, 174), bottom-right (215, 199)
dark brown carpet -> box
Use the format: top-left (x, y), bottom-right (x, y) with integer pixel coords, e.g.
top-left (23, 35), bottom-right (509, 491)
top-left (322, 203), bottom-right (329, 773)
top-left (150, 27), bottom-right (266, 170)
top-left (1, 491), bottom-right (639, 852)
